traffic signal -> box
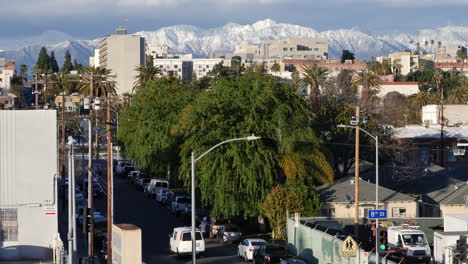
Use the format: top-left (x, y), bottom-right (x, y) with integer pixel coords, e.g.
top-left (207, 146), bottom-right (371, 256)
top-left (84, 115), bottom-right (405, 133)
top-left (376, 228), bottom-right (388, 253)
top-left (82, 207), bottom-right (92, 233)
top-left (456, 235), bottom-right (467, 261)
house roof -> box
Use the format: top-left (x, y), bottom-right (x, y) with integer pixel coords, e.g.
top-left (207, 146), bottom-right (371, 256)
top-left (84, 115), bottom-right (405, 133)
top-left (318, 176), bottom-right (416, 203)
top-left (427, 182), bottom-right (468, 205)
top-left (394, 125), bottom-right (468, 139)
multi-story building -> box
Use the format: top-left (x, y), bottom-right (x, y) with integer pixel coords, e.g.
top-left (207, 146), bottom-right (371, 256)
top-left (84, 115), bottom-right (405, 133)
top-left (146, 44), bottom-right (191, 59)
top-left (54, 92), bottom-right (82, 112)
top-left (192, 58), bottom-right (231, 79)
top-left (0, 58), bottom-right (16, 91)
top-left (153, 58), bottom-right (193, 81)
top-left (283, 59), bottom-right (367, 75)
top-left (96, 29), bottom-right (145, 94)
top-left (234, 37), bottom-right (328, 60)
top-left (435, 62), bottom-right (468, 76)
top-left (436, 45), bottom-right (468, 62)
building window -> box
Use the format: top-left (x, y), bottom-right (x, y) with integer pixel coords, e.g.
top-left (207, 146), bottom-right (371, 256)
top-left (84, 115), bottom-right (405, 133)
top-left (314, 48), bottom-right (319, 51)
top-left (283, 48), bottom-right (288, 51)
top-left (320, 208), bottom-right (335, 217)
top-left (0, 208), bottom-right (18, 241)
top-left (359, 206), bottom-right (375, 218)
top-left (392, 207), bottom-right (407, 218)
top-left (174, 65), bottom-right (178, 69)
top-left (199, 65), bottom-right (202, 69)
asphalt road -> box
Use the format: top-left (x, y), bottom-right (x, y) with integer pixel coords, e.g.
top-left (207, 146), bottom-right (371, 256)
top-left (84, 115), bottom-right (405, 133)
top-left (91, 159), bottom-right (245, 264)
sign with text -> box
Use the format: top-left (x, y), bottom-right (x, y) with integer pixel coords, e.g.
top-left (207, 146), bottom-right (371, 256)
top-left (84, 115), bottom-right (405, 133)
top-left (368, 209), bottom-right (387, 219)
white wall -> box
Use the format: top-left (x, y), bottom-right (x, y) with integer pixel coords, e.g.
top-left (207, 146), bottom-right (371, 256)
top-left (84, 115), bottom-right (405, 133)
top-left (0, 110), bottom-right (58, 261)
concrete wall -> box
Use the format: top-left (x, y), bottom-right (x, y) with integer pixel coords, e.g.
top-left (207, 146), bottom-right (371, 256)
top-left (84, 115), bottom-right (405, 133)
top-left (422, 104), bottom-right (468, 125)
top-left (440, 205), bottom-right (468, 217)
top-left (379, 82), bottom-right (419, 97)
top-left (0, 110), bottom-right (58, 261)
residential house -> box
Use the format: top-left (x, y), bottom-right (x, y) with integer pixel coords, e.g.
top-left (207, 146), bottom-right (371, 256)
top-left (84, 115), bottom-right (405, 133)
top-left (54, 92), bottom-right (82, 112)
top-left (0, 59), bottom-right (16, 91)
top-left (318, 176), bottom-right (419, 218)
top-left (422, 105), bottom-right (468, 126)
top-left (426, 181), bottom-right (468, 217)
top-left (435, 62), bottom-right (468, 76)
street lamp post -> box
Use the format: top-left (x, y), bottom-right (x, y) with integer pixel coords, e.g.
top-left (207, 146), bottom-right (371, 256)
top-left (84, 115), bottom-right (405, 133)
top-left (190, 134), bottom-right (261, 264)
top-left (337, 124), bottom-right (379, 264)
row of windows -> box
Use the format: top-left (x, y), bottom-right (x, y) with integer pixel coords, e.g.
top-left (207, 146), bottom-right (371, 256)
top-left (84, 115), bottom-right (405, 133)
top-left (0, 208), bottom-right (18, 241)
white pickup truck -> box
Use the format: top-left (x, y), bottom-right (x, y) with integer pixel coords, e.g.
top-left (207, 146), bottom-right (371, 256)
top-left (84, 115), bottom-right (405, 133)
top-left (388, 226), bottom-right (431, 264)
top-left (171, 196), bottom-right (191, 216)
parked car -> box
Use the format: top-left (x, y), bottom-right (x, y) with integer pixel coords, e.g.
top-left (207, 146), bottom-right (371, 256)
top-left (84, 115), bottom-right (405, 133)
top-left (156, 189), bottom-right (169, 203)
top-left (115, 160), bottom-right (132, 176)
top-left (169, 227), bottom-right (205, 257)
top-left (147, 179), bottom-right (169, 198)
top-left (238, 238), bottom-right (267, 261)
top-left (127, 170), bottom-right (140, 184)
top-left (135, 177), bottom-right (151, 191)
top-left (216, 225), bottom-right (242, 244)
top-left (171, 196), bottom-right (191, 216)
top-left (252, 244), bottom-right (291, 264)
top-left (210, 219), bottom-right (230, 238)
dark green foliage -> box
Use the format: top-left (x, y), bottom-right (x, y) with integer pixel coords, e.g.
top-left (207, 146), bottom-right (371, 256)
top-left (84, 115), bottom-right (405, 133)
top-left (61, 50), bottom-right (74, 73)
top-left (230, 56), bottom-right (243, 74)
top-left (50, 51), bottom-right (59, 73)
top-left (340, 50), bottom-right (355, 63)
top-left (19, 64), bottom-right (27, 82)
top-left (117, 78), bottom-right (198, 179)
top-left (35, 47), bottom-right (51, 73)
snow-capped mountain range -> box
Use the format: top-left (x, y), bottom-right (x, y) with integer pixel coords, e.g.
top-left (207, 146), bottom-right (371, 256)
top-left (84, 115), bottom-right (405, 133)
top-left (1, 19), bottom-right (468, 71)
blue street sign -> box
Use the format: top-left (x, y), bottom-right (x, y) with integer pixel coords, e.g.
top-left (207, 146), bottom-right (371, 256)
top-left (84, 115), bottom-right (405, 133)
top-left (368, 209), bottom-right (387, 219)
top-left (93, 127), bottom-right (101, 131)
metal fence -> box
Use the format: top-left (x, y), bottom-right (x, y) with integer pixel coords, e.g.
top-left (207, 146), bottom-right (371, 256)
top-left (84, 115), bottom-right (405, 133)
top-left (286, 217), bottom-right (400, 264)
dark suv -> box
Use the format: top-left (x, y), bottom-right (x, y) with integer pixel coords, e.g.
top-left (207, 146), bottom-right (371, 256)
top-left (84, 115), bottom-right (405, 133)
top-left (253, 244), bottom-right (291, 264)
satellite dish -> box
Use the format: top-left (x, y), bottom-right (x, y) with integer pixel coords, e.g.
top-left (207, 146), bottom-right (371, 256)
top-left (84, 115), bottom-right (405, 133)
top-left (345, 194), bottom-right (354, 202)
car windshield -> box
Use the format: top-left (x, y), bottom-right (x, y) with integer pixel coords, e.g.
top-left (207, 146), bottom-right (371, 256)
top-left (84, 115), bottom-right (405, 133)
top-left (182, 232), bottom-right (202, 241)
top-left (224, 227), bottom-right (239, 232)
top-left (177, 197), bottom-right (190, 204)
top-left (401, 234), bottom-right (427, 246)
top-left (252, 241), bottom-right (267, 246)
top-left (265, 246), bottom-right (288, 255)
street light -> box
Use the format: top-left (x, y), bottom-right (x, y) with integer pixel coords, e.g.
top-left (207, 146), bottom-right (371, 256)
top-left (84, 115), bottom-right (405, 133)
top-left (337, 124), bottom-right (379, 264)
top-left (190, 134), bottom-right (261, 263)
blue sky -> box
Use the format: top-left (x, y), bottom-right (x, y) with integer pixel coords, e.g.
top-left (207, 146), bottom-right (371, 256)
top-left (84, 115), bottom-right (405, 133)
top-left (0, 0), bottom-right (467, 42)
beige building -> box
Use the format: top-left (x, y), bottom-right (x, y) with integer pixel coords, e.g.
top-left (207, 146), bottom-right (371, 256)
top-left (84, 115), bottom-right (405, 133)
top-left (54, 92), bottom-right (82, 112)
top-left (234, 37), bottom-right (328, 60)
top-left (436, 45), bottom-right (468, 62)
top-left (426, 182), bottom-right (468, 217)
top-left (422, 104), bottom-right (468, 126)
top-left (97, 29), bottom-right (145, 94)
top-left (318, 177), bottom-right (419, 218)
top-left (379, 82), bottom-right (419, 97)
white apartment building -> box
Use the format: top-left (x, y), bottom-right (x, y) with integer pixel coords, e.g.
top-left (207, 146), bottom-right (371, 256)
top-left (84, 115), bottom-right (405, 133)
top-left (234, 37), bottom-right (328, 60)
top-left (146, 44), bottom-right (192, 59)
top-left (422, 104), bottom-right (468, 126)
top-left (0, 58), bottom-right (15, 91)
top-left (378, 52), bottom-right (434, 75)
top-left (192, 58), bottom-right (231, 79)
top-left (89, 49), bottom-right (100, 68)
top-left (154, 58), bottom-right (193, 81)
top-left (96, 29), bottom-right (145, 94)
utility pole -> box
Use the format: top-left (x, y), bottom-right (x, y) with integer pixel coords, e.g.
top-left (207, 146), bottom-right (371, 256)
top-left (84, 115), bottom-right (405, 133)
top-left (354, 106), bottom-right (360, 227)
top-left (61, 79), bottom-right (66, 178)
top-left (33, 72), bottom-right (39, 109)
top-left (87, 75), bottom-right (95, 260)
top-left (106, 98), bottom-right (113, 264)
top-left (440, 85), bottom-right (444, 167)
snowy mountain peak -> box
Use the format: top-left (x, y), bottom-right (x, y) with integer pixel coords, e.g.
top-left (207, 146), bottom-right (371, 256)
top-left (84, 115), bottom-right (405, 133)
top-left (1, 19), bottom-right (467, 72)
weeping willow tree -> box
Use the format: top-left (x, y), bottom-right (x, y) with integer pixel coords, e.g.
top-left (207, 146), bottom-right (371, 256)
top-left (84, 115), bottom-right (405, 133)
top-left (173, 71), bottom-right (333, 218)
top-left (117, 77), bottom-right (198, 178)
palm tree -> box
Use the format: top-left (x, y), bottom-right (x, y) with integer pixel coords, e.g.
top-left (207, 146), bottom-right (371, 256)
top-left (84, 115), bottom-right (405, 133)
top-left (291, 70), bottom-right (302, 93)
top-left (448, 87), bottom-right (467, 104)
top-left (352, 70), bottom-right (381, 112)
top-left (456, 49), bottom-right (467, 73)
top-left (133, 63), bottom-right (161, 93)
top-left (300, 65), bottom-right (328, 107)
top-left (77, 66), bottom-right (116, 97)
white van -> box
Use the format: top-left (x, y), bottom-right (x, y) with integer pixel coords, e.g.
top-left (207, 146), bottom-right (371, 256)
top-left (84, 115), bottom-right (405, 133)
top-left (147, 179), bottom-right (169, 198)
top-left (115, 160), bottom-right (132, 176)
top-left (169, 227), bottom-right (205, 256)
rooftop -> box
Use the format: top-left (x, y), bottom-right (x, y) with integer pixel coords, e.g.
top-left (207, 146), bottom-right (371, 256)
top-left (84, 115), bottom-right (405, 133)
top-left (318, 176), bottom-right (416, 203)
top-left (393, 125), bottom-right (468, 139)
top-left (427, 182), bottom-right (468, 205)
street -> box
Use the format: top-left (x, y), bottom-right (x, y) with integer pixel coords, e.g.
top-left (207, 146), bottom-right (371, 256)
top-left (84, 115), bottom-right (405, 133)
top-left (90, 159), bottom-right (244, 264)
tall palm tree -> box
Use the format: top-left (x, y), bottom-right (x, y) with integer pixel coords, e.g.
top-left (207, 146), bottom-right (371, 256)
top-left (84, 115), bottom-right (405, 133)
top-left (300, 65), bottom-right (328, 107)
top-left (77, 66), bottom-right (116, 97)
top-left (133, 63), bottom-right (161, 93)
top-left (456, 49), bottom-right (467, 73)
top-left (352, 70), bottom-right (381, 112)
top-left (448, 87), bottom-right (467, 104)
top-left (291, 70), bottom-right (302, 93)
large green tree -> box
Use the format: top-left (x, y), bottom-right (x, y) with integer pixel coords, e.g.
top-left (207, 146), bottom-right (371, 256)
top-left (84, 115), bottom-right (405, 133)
top-left (50, 51), bottom-right (59, 73)
top-left (174, 72), bottom-right (333, 218)
top-left (61, 50), bottom-right (74, 73)
top-left (35, 47), bottom-right (51, 73)
top-left (118, 77), bottom-right (198, 178)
